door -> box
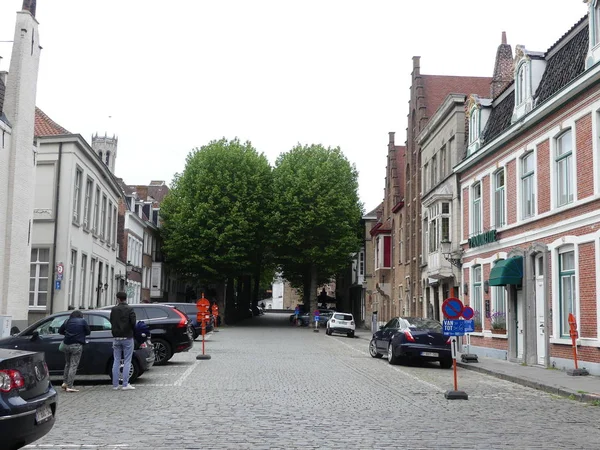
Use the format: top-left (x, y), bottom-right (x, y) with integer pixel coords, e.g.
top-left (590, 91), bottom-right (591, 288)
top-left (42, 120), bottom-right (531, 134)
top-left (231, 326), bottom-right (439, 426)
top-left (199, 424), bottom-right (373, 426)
top-left (376, 318), bottom-right (398, 351)
top-left (517, 290), bottom-right (524, 360)
top-left (535, 255), bottom-right (546, 365)
top-left (81, 313), bottom-right (114, 375)
top-left (14, 315), bottom-right (69, 373)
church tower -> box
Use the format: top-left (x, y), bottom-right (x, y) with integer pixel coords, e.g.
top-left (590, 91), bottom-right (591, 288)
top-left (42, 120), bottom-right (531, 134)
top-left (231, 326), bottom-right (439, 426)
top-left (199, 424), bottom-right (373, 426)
top-left (91, 133), bottom-right (118, 174)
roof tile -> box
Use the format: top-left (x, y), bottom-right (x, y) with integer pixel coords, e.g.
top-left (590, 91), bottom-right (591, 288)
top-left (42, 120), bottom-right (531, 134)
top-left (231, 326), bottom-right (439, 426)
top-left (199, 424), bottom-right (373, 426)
top-left (34, 107), bottom-right (70, 136)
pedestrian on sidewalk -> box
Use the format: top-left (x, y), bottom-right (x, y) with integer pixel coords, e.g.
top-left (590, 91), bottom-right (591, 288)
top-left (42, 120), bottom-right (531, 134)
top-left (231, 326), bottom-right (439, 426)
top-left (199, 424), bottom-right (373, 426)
top-left (110, 291), bottom-right (137, 391)
top-left (58, 310), bottom-right (90, 393)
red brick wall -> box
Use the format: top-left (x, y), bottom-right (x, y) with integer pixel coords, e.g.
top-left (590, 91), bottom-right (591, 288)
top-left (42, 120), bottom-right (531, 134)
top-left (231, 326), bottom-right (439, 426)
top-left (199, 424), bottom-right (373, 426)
top-left (537, 139), bottom-right (550, 214)
top-left (469, 335), bottom-right (509, 351)
top-left (506, 159), bottom-right (516, 226)
top-left (578, 242), bottom-right (597, 339)
top-left (463, 187), bottom-right (469, 241)
top-left (575, 113), bottom-right (594, 200)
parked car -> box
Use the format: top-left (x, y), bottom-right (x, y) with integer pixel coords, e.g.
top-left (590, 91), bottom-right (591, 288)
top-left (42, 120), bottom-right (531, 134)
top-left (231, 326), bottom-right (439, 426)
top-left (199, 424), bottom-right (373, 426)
top-left (0, 348), bottom-right (57, 450)
top-left (326, 312), bottom-right (355, 337)
top-left (163, 303), bottom-right (214, 339)
top-left (102, 304), bottom-right (194, 365)
top-left (0, 311), bottom-right (154, 383)
top-left (369, 317), bottom-right (452, 368)
top-left (289, 308), bottom-right (332, 326)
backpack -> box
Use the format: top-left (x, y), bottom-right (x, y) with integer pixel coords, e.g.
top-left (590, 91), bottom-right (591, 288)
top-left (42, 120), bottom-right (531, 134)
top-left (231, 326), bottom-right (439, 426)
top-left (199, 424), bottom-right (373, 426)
top-left (134, 320), bottom-right (151, 344)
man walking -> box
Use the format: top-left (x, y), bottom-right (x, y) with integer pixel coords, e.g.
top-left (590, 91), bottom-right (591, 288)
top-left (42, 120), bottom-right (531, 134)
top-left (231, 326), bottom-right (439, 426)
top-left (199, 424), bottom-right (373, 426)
top-left (110, 291), bottom-right (137, 390)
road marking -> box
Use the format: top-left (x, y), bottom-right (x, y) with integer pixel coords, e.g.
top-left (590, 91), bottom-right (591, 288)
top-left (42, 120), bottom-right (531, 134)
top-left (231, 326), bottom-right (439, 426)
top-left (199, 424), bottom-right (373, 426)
top-left (332, 337), bottom-right (445, 393)
top-left (174, 361), bottom-right (199, 386)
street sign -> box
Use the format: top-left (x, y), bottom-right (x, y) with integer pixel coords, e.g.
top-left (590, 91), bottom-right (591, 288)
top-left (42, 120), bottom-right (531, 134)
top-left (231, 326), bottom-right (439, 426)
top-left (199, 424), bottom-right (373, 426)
top-left (462, 306), bottom-right (474, 320)
top-left (55, 280), bottom-right (61, 290)
top-left (463, 319), bottom-right (475, 333)
top-left (443, 319), bottom-right (465, 336)
top-left (56, 263), bottom-right (64, 281)
top-left (442, 298), bottom-right (464, 320)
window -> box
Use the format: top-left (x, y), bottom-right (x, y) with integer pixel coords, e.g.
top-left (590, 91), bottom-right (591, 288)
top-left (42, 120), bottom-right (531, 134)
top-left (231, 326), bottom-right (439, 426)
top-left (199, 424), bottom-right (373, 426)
top-left (146, 307), bottom-right (168, 320)
top-left (431, 155), bottom-right (437, 187)
top-left (89, 258), bottom-right (96, 309)
top-left (87, 314), bottom-right (112, 332)
top-left (440, 145), bottom-right (447, 178)
top-left (34, 316), bottom-right (67, 336)
top-left (494, 169), bottom-right (506, 228)
top-left (83, 179), bottom-right (93, 229)
top-left (105, 151), bottom-right (110, 166)
top-left (93, 187), bottom-right (100, 233)
top-left (472, 265), bottom-right (483, 326)
top-left (112, 206), bottom-right (118, 245)
top-left (73, 168), bottom-right (82, 223)
top-left (469, 108), bottom-right (480, 143)
top-left (516, 62), bottom-right (529, 105)
top-left (594, 1), bottom-right (600, 47)
top-left (429, 218), bottom-right (437, 253)
top-left (471, 183), bottom-right (482, 235)
top-left (556, 130), bottom-right (573, 207)
top-left (492, 260), bottom-right (506, 314)
top-left (521, 152), bottom-right (535, 219)
top-left (79, 254), bottom-right (87, 308)
top-left (101, 195), bottom-right (107, 239)
top-left (559, 248), bottom-right (576, 337)
top-left (68, 250), bottom-right (77, 307)
top-left (107, 201), bottom-right (113, 245)
top-left (423, 163), bottom-right (429, 191)
top-left (29, 248), bottom-right (50, 308)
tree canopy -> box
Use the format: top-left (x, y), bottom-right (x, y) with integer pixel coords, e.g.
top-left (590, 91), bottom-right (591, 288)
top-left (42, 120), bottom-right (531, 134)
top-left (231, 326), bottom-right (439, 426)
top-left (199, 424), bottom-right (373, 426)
top-left (159, 138), bottom-right (273, 283)
top-left (271, 144), bottom-right (363, 308)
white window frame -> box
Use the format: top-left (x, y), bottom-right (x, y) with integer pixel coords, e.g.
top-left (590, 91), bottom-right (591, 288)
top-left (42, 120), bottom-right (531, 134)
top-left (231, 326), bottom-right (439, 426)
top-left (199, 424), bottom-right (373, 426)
top-left (520, 151), bottom-right (536, 219)
top-left (107, 201), bottom-right (113, 246)
top-left (493, 169), bottom-right (506, 228)
top-left (29, 248), bottom-right (50, 310)
top-left (93, 187), bottom-right (100, 234)
top-left (68, 249), bottom-right (77, 307)
top-left (79, 253), bottom-right (87, 308)
top-left (83, 178), bottom-right (93, 230)
top-left (472, 265), bottom-right (483, 330)
top-left (73, 168), bottom-right (82, 224)
top-left (516, 61), bottom-right (530, 106)
top-left (558, 246), bottom-right (576, 338)
top-left (101, 194), bottom-right (107, 240)
top-left (469, 107), bottom-right (480, 144)
top-left (471, 182), bottom-right (483, 235)
top-left (555, 129), bottom-right (574, 207)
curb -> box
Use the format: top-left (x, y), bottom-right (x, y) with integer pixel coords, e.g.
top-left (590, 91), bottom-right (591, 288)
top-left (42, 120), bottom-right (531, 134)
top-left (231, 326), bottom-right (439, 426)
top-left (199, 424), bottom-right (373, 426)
top-left (457, 361), bottom-right (600, 405)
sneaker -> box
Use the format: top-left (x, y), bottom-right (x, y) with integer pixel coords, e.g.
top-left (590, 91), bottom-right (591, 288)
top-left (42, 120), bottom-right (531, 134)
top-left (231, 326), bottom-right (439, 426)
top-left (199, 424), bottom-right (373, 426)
top-left (61, 383), bottom-right (67, 391)
top-left (112, 386), bottom-right (121, 390)
top-left (65, 387), bottom-right (79, 392)
top-left (121, 385), bottom-right (135, 390)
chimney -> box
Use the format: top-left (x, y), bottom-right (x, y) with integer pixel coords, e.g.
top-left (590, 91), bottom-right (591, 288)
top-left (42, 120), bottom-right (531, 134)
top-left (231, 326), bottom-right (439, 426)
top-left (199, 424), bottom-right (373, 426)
top-left (22, 0), bottom-right (36, 17)
top-left (388, 131), bottom-right (395, 145)
top-left (412, 56), bottom-right (421, 77)
top-left (490, 31), bottom-right (514, 99)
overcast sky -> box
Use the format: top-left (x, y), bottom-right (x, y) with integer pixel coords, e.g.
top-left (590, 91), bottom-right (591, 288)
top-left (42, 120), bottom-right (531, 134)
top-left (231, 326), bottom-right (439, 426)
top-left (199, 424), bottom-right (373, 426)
top-left (0, 1), bottom-right (586, 213)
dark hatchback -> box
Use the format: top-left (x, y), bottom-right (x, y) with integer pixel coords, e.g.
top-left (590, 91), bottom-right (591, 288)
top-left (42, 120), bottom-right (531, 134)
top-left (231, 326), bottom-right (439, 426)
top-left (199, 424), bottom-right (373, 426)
top-left (163, 303), bottom-right (214, 339)
top-left (369, 317), bottom-right (452, 368)
top-left (0, 348), bottom-right (57, 450)
top-left (102, 304), bottom-right (193, 365)
top-left (0, 311), bottom-right (154, 382)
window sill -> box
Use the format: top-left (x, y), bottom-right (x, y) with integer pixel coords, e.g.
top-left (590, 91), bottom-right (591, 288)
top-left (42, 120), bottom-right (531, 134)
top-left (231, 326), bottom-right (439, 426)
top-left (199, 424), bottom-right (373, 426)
top-left (82, 228), bottom-right (90, 234)
top-left (550, 337), bottom-right (600, 347)
top-left (28, 306), bottom-right (47, 311)
top-left (72, 220), bottom-right (80, 228)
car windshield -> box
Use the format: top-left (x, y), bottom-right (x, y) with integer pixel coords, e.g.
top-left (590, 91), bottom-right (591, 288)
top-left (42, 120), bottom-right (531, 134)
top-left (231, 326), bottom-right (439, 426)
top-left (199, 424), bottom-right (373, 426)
top-left (402, 318), bottom-right (442, 331)
top-left (334, 314), bottom-right (353, 321)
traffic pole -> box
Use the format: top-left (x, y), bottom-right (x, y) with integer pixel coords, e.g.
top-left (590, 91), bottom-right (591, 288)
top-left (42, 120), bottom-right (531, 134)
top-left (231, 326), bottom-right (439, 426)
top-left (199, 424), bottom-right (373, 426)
top-left (444, 336), bottom-right (467, 400)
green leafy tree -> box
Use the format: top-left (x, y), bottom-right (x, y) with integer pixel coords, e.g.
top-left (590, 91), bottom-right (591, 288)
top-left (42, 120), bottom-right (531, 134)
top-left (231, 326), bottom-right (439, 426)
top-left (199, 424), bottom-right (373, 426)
top-left (159, 138), bottom-right (273, 297)
top-left (271, 144), bottom-right (363, 313)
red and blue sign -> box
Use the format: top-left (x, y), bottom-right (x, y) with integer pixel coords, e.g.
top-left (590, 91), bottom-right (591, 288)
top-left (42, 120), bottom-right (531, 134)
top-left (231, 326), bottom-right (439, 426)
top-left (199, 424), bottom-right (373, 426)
top-left (462, 306), bottom-right (474, 321)
top-left (442, 298), bottom-right (464, 320)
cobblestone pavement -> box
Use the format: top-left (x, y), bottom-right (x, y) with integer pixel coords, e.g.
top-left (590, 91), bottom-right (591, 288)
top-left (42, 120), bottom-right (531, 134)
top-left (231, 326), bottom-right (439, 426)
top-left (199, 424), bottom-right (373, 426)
top-left (25, 313), bottom-right (600, 450)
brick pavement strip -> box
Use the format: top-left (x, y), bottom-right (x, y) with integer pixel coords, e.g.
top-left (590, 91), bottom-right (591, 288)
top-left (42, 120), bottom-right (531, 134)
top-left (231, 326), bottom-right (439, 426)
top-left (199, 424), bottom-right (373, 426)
top-left (25, 314), bottom-right (600, 449)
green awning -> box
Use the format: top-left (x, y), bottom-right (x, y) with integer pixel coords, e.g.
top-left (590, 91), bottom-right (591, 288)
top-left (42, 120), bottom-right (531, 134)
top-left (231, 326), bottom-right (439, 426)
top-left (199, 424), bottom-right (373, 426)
top-left (488, 256), bottom-right (523, 286)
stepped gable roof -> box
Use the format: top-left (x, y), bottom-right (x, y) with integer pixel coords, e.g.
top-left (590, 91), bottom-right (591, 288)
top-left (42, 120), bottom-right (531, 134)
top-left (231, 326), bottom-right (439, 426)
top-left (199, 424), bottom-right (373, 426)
top-left (535, 23), bottom-right (588, 106)
top-left (35, 107), bottom-right (70, 136)
top-left (422, 75), bottom-right (492, 119)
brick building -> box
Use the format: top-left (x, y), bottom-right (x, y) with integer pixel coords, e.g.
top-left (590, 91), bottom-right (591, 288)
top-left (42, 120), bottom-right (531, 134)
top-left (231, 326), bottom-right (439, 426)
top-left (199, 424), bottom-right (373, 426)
top-left (456, 6), bottom-right (600, 374)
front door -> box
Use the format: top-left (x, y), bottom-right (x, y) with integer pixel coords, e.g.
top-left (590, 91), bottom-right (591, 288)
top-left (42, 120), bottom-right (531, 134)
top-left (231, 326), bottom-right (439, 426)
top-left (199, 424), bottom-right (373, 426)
top-left (535, 255), bottom-right (546, 365)
top-left (517, 290), bottom-right (524, 360)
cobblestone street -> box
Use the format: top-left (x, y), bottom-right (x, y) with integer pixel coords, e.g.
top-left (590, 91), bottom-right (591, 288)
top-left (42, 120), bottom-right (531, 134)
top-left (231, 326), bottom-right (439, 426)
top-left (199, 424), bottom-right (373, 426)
top-left (26, 313), bottom-right (600, 449)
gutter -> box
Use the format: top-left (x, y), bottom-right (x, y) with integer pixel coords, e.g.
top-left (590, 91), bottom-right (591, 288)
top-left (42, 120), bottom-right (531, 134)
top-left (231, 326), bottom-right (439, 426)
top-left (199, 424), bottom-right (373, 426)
top-left (49, 143), bottom-right (62, 314)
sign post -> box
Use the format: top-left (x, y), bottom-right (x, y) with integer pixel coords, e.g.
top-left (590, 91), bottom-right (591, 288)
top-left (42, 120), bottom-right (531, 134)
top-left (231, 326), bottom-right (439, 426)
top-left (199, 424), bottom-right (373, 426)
top-left (567, 313), bottom-right (588, 376)
top-left (442, 297), bottom-right (468, 400)
top-left (313, 309), bottom-right (320, 333)
top-left (460, 306), bottom-right (478, 363)
top-left (196, 293), bottom-right (212, 360)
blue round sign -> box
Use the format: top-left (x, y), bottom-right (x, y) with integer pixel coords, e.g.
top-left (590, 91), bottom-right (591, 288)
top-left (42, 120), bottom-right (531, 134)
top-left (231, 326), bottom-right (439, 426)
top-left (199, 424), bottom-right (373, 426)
top-left (442, 297), bottom-right (464, 320)
top-left (462, 306), bottom-right (474, 320)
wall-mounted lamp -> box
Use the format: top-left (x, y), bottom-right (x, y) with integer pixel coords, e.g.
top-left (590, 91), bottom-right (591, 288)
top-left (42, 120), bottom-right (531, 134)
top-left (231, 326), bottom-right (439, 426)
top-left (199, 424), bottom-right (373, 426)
top-left (463, 283), bottom-right (469, 296)
top-left (484, 280), bottom-right (490, 294)
top-left (440, 240), bottom-right (463, 269)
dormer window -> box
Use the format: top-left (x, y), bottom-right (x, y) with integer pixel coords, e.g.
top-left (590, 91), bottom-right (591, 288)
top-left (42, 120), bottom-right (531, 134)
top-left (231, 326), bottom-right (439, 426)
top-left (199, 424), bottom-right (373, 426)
top-left (469, 107), bottom-right (480, 143)
top-left (587, 0), bottom-right (600, 67)
top-left (515, 61), bottom-right (530, 105)
top-left (512, 45), bottom-right (544, 122)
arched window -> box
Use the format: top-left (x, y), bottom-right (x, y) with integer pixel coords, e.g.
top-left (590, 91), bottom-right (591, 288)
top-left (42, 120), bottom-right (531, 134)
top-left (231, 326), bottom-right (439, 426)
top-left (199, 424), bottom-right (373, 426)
top-left (555, 129), bottom-right (573, 206)
top-left (516, 62), bottom-right (529, 105)
top-left (106, 151), bottom-right (110, 166)
top-left (593, 0), bottom-right (600, 46)
top-left (98, 151), bottom-right (103, 161)
top-left (469, 107), bottom-right (480, 143)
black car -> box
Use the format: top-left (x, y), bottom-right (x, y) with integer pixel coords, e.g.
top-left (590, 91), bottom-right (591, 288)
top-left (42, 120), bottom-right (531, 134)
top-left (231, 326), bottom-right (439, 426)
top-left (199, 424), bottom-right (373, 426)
top-left (102, 304), bottom-right (194, 365)
top-left (163, 303), bottom-right (214, 339)
top-left (0, 348), bottom-right (57, 450)
top-left (369, 317), bottom-right (452, 368)
top-left (0, 311), bottom-right (155, 383)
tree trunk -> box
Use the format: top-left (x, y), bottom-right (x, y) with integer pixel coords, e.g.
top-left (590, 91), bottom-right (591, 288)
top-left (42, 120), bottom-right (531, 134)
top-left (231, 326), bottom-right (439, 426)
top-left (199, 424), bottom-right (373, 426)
top-left (302, 271), bottom-right (311, 310)
top-left (309, 265), bottom-right (318, 314)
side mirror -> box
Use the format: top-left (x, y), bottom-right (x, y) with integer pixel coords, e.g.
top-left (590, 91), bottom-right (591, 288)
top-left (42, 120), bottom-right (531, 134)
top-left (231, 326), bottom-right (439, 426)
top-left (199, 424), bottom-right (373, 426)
top-left (379, 325), bottom-right (385, 330)
top-left (31, 331), bottom-right (40, 341)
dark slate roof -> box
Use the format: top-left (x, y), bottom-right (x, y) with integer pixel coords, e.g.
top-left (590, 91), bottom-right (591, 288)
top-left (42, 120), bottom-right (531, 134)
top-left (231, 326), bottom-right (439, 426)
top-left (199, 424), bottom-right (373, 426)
top-left (482, 91), bottom-right (514, 143)
top-left (534, 24), bottom-right (588, 106)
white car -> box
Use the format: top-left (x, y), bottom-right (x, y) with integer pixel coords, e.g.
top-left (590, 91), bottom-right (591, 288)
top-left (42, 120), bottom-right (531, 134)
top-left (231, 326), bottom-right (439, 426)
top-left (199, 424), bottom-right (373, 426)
top-left (326, 312), bottom-right (355, 337)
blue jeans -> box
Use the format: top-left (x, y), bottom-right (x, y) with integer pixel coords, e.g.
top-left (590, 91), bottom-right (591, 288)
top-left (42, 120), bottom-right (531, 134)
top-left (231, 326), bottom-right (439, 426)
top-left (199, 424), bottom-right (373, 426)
top-left (112, 338), bottom-right (134, 387)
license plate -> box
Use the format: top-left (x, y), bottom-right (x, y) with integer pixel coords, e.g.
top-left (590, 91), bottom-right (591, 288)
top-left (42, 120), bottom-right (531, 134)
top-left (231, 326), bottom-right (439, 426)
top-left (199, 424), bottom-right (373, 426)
top-left (421, 351), bottom-right (439, 357)
top-left (339, 321), bottom-right (346, 324)
top-left (35, 404), bottom-right (52, 424)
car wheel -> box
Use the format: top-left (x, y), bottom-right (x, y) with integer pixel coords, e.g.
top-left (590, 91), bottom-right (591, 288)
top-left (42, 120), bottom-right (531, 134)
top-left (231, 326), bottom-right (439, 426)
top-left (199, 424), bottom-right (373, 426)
top-left (108, 357), bottom-right (140, 383)
top-left (387, 343), bottom-right (400, 365)
top-left (348, 331), bottom-right (355, 338)
top-left (369, 339), bottom-right (382, 358)
top-left (152, 338), bottom-right (172, 365)
top-left (440, 359), bottom-right (453, 369)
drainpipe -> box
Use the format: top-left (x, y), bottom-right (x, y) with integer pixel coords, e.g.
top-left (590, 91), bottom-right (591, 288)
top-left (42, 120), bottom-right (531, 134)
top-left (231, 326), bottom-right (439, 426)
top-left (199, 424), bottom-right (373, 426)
top-left (49, 143), bottom-right (63, 314)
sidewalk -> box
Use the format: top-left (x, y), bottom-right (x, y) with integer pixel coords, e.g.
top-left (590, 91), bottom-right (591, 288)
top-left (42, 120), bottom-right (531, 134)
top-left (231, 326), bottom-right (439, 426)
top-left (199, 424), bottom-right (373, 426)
top-left (457, 353), bottom-right (600, 404)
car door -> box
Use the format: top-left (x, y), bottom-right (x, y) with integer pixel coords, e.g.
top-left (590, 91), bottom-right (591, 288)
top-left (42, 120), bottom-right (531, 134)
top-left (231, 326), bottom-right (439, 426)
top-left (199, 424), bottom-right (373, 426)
top-left (376, 318), bottom-right (399, 352)
top-left (13, 314), bottom-right (69, 373)
top-left (81, 313), bottom-right (114, 375)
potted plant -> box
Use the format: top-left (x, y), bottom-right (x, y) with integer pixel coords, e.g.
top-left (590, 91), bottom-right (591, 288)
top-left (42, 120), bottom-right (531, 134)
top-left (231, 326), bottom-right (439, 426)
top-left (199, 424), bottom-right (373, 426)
top-left (473, 310), bottom-right (482, 332)
top-left (491, 311), bottom-right (507, 334)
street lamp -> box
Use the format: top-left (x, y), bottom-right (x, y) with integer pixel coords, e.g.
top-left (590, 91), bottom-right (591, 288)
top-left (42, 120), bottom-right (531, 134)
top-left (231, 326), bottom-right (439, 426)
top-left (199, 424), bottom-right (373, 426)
top-left (440, 240), bottom-right (463, 269)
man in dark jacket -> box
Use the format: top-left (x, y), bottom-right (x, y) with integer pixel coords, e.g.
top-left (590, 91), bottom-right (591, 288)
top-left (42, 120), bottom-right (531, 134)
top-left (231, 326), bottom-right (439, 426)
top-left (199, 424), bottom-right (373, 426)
top-left (58, 310), bottom-right (90, 392)
top-left (110, 291), bottom-right (136, 390)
